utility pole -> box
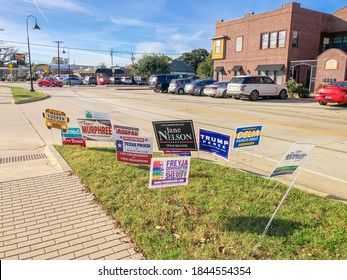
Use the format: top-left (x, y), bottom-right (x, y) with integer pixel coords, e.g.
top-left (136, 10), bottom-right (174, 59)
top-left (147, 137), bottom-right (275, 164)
top-left (110, 48), bottom-right (114, 66)
top-left (54, 40), bottom-right (63, 75)
top-left (131, 53), bottom-right (135, 65)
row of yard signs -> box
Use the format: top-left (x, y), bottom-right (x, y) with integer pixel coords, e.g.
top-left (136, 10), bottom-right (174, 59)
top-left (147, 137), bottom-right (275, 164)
top-left (44, 108), bottom-right (316, 243)
top-left (43, 108), bottom-right (315, 189)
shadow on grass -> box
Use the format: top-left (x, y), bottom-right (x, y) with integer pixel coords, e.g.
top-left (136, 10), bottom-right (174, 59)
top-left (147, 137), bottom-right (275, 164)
top-left (225, 216), bottom-right (303, 237)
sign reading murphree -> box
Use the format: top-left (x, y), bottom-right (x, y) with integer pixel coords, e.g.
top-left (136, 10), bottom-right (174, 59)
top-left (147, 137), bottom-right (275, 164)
top-left (77, 119), bottom-right (114, 142)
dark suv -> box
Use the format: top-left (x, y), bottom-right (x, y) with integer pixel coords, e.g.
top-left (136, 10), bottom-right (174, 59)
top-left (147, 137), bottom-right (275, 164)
top-left (149, 74), bottom-right (180, 93)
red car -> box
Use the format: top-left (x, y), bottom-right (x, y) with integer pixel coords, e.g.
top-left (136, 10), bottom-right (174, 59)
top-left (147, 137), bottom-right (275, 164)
top-left (36, 77), bottom-right (63, 87)
top-left (315, 81), bottom-right (347, 105)
top-left (97, 77), bottom-right (111, 85)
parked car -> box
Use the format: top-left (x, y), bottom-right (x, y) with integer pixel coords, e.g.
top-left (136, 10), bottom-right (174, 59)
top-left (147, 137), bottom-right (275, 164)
top-left (54, 74), bottom-right (79, 81)
top-left (134, 77), bottom-right (147, 85)
top-left (84, 76), bottom-right (97, 85)
top-left (315, 81), bottom-right (347, 105)
top-left (149, 74), bottom-right (180, 93)
top-left (62, 77), bottom-right (83, 85)
top-left (168, 78), bottom-right (192, 94)
top-left (204, 81), bottom-right (229, 98)
top-left (227, 75), bottom-right (288, 101)
top-left (36, 77), bottom-right (63, 87)
top-left (109, 77), bottom-right (122, 84)
top-left (184, 79), bottom-right (216, 96)
top-left (121, 77), bottom-right (133, 85)
top-left (97, 77), bottom-right (111, 85)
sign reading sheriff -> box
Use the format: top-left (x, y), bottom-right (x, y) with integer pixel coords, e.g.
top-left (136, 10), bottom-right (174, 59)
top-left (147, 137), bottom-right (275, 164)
top-left (152, 120), bottom-right (197, 151)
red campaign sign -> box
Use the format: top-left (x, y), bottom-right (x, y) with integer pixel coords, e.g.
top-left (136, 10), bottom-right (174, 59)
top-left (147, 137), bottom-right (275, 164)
top-left (62, 137), bottom-right (86, 147)
top-left (116, 151), bottom-right (152, 165)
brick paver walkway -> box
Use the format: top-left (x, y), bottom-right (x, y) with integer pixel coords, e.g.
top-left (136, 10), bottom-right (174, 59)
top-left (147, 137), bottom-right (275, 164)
top-left (0, 172), bottom-right (143, 260)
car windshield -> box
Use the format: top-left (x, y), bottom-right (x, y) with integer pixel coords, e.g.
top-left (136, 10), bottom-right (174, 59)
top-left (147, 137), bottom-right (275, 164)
top-left (213, 82), bottom-right (227, 86)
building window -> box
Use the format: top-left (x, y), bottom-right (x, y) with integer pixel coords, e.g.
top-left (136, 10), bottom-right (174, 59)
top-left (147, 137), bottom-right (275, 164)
top-left (218, 71), bottom-right (223, 81)
top-left (215, 39), bottom-right (221, 53)
top-left (333, 36), bottom-right (342, 44)
top-left (278, 31), bottom-right (286, 47)
top-left (269, 32), bottom-right (277, 48)
top-left (261, 33), bottom-right (269, 49)
top-left (292, 30), bottom-right (299, 47)
top-left (236, 36), bottom-right (243, 52)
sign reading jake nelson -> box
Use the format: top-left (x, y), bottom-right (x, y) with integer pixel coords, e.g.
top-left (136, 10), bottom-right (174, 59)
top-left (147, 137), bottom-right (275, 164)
top-left (152, 120), bottom-right (197, 151)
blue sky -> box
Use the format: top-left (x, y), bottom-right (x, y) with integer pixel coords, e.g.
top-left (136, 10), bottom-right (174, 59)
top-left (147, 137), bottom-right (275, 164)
top-left (0, 0), bottom-right (345, 67)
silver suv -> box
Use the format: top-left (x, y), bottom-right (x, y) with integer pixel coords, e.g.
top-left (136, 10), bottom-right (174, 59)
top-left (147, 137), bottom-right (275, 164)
top-left (168, 78), bottom-right (191, 94)
top-left (227, 75), bottom-right (287, 101)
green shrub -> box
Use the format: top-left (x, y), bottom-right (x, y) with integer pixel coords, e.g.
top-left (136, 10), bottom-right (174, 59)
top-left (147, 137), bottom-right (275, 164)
top-left (285, 80), bottom-right (310, 98)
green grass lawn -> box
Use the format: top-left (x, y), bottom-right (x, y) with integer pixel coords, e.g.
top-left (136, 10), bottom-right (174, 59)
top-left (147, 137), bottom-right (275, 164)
top-left (7, 86), bottom-right (46, 102)
top-left (56, 145), bottom-right (347, 260)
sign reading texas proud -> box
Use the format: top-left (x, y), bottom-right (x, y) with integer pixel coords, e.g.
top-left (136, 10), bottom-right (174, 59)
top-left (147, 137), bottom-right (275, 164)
top-left (152, 120), bottom-right (197, 151)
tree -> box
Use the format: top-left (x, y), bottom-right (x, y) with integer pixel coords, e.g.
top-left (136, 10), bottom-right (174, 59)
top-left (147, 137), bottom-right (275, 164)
top-left (177, 49), bottom-right (210, 72)
top-left (97, 62), bottom-right (107, 68)
top-left (0, 45), bottom-right (19, 67)
top-left (197, 54), bottom-right (214, 78)
top-left (131, 54), bottom-right (171, 78)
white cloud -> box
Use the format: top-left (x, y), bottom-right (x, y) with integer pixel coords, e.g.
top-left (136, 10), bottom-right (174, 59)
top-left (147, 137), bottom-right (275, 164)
top-left (110, 17), bottom-right (152, 27)
top-left (23, 0), bottom-right (92, 14)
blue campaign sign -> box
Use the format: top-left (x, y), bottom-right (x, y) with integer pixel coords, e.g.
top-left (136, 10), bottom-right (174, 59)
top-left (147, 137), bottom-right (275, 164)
top-left (233, 125), bottom-right (262, 149)
top-left (61, 127), bottom-right (83, 139)
top-left (199, 128), bottom-right (230, 160)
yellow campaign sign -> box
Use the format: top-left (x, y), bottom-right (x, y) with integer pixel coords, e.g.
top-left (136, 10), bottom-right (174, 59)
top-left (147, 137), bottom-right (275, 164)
top-left (8, 63), bottom-right (13, 70)
top-left (42, 109), bottom-right (69, 132)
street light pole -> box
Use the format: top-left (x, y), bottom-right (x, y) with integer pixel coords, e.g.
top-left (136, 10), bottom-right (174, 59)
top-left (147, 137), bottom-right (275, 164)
top-left (62, 46), bottom-right (70, 85)
top-left (26, 15), bottom-right (40, 92)
top-left (54, 40), bottom-right (63, 75)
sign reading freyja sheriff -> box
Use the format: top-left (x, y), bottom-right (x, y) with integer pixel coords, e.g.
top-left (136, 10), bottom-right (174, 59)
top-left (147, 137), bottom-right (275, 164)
top-left (233, 125), bottom-right (262, 149)
top-left (152, 120), bottom-right (197, 151)
top-left (149, 156), bottom-right (191, 188)
top-left (199, 128), bottom-right (230, 160)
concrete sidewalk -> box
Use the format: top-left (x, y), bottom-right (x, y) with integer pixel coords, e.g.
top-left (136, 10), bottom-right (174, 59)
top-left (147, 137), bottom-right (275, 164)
top-left (0, 86), bottom-right (143, 260)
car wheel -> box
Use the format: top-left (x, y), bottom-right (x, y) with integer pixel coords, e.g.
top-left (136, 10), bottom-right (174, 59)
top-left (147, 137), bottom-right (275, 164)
top-left (38, 83), bottom-right (42, 87)
top-left (154, 88), bottom-right (160, 93)
top-left (319, 101), bottom-right (327, 105)
top-left (222, 90), bottom-right (228, 98)
top-left (249, 91), bottom-right (259, 101)
top-left (178, 88), bottom-right (184, 95)
top-left (199, 89), bottom-right (204, 96)
top-left (278, 89), bottom-right (287, 99)
top-left (50, 83), bottom-right (55, 87)
top-left (234, 96), bottom-right (240, 100)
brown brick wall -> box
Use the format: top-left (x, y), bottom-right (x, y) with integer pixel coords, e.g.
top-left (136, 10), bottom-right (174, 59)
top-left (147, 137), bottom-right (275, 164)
top-left (316, 48), bottom-right (347, 88)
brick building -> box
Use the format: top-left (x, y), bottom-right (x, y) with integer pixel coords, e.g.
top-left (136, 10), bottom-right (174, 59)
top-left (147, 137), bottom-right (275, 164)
top-left (211, 2), bottom-right (347, 91)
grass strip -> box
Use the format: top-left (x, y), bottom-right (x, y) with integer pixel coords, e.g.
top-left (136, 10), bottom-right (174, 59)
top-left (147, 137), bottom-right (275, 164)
top-left (56, 145), bottom-right (347, 260)
top-left (7, 85), bottom-right (46, 102)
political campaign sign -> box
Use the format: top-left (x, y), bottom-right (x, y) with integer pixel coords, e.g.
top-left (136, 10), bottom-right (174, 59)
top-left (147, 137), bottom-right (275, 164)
top-left (233, 125), bottom-right (262, 149)
top-left (149, 156), bottom-right (191, 188)
top-left (113, 125), bottom-right (139, 137)
top-left (61, 127), bottom-right (86, 147)
top-left (199, 128), bottom-right (230, 160)
top-left (163, 150), bottom-right (191, 156)
top-left (42, 109), bottom-right (69, 132)
top-left (269, 142), bottom-right (315, 177)
top-left (77, 119), bottom-right (114, 142)
top-left (152, 120), bottom-right (197, 151)
top-left (116, 135), bottom-right (153, 165)
top-left (84, 110), bottom-right (110, 120)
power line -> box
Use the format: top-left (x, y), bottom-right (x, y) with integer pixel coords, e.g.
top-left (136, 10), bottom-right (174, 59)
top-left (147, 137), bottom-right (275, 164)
top-left (1, 40), bottom-right (182, 56)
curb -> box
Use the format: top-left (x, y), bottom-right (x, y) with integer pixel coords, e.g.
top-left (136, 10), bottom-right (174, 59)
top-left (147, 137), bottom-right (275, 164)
top-left (14, 94), bottom-right (50, 104)
top-left (44, 144), bottom-right (72, 172)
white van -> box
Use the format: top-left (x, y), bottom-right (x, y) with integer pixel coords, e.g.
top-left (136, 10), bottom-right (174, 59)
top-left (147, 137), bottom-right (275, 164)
top-left (121, 77), bottom-right (133, 84)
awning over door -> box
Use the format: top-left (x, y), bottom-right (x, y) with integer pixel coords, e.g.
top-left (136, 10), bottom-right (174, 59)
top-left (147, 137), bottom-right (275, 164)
top-left (230, 65), bottom-right (242, 71)
top-left (255, 64), bottom-right (284, 71)
top-left (214, 66), bottom-right (224, 72)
